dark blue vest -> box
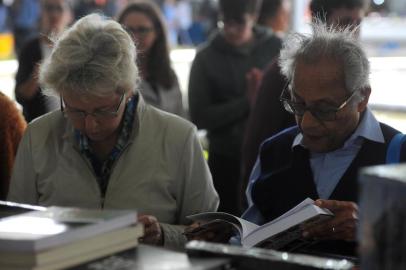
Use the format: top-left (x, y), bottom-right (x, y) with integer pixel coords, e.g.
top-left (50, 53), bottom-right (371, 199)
top-left (251, 123), bottom-right (404, 257)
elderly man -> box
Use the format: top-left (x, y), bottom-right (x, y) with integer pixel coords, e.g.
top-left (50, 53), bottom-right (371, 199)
top-left (241, 0), bottom-right (368, 201)
top-left (186, 23), bottom-right (406, 257)
top-left (243, 23), bottom-right (406, 257)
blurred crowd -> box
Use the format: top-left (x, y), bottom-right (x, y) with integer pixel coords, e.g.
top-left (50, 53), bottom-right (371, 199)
top-left (0, 0), bottom-right (219, 51)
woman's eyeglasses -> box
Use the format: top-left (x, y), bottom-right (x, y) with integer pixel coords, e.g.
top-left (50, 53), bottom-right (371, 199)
top-left (124, 26), bottom-right (154, 38)
top-left (60, 94), bottom-right (125, 121)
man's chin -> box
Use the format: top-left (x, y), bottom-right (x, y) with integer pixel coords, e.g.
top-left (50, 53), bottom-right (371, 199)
top-left (302, 137), bottom-right (330, 153)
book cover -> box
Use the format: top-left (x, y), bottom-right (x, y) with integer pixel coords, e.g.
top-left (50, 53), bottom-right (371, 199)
top-left (0, 206), bottom-right (138, 252)
top-left (0, 224), bottom-right (143, 270)
top-left (187, 198), bottom-right (333, 250)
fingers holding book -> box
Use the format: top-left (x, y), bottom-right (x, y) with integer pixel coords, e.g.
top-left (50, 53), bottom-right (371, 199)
top-left (138, 215), bottom-right (164, 245)
top-left (302, 199), bottom-right (358, 242)
top-left (183, 220), bottom-right (234, 243)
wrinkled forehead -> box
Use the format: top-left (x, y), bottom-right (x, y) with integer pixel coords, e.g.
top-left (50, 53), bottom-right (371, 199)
top-left (327, 7), bottom-right (365, 28)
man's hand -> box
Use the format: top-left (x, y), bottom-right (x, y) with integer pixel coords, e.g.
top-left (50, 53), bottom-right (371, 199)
top-left (246, 68), bottom-right (263, 107)
top-left (138, 215), bottom-right (164, 246)
top-left (16, 64), bottom-right (40, 100)
top-left (303, 199), bottom-right (358, 241)
top-left (184, 221), bottom-right (234, 243)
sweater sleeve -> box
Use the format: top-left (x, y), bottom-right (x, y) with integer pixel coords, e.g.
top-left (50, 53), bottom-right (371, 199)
top-left (162, 125), bottom-right (219, 248)
top-left (7, 126), bottom-right (38, 204)
top-left (188, 52), bottom-right (250, 131)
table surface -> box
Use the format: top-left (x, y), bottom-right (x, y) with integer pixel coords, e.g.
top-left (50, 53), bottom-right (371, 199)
top-left (73, 244), bottom-right (230, 270)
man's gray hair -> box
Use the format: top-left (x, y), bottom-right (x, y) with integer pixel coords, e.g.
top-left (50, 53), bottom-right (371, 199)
top-left (279, 22), bottom-right (370, 98)
top-left (40, 13), bottom-right (139, 96)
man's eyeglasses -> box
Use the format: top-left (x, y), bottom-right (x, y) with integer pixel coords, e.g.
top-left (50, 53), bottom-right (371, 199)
top-left (60, 94), bottom-right (125, 121)
top-left (279, 85), bottom-right (358, 122)
top-left (124, 26), bottom-right (154, 37)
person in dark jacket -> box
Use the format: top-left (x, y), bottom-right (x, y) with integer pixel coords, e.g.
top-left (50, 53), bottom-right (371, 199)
top-left (14, 0), bottom-right (72, 122)
top-left (188, 0), bottom-right (282, 215)
top-left (240, 0), bottom-right (368, 205)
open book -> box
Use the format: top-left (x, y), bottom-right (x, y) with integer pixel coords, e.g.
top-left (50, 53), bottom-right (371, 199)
top-left (187, 198), bottom-right (333, 250)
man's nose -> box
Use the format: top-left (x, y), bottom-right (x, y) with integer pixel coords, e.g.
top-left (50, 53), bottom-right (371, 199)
top-left (298, 110), bottom-right (319, 129)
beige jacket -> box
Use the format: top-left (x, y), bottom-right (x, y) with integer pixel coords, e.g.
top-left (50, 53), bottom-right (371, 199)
top-left (8, 96), bottom-right (219, 248)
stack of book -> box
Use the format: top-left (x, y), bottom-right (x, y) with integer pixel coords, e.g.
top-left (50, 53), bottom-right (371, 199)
top-left (0, 201), bottom-right (143, 270)
top-left (359, 164), bottom-right (406, 270)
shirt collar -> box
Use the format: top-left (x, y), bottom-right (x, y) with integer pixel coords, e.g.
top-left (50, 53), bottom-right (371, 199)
top-left (292, 107), bottom-right (384, 150)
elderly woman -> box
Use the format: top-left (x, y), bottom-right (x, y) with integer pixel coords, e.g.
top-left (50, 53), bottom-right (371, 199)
top-left (8, 14), bottom-right (218, 248)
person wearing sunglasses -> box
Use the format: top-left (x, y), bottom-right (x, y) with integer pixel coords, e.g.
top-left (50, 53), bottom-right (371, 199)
top-left (117, 1), bottom-right (185, 117)
top-left (8, 14), bottom-right (218, 248)
top-left (14, 0), bottom-right (73, 123)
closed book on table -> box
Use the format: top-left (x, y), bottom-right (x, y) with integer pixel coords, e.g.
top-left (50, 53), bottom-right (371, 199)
top-left (0, 204), bottom-right (142, 269)
top-left (0, 206), bottom-right (138, 252)
top-left (0, 224), bottom-right (143, 270)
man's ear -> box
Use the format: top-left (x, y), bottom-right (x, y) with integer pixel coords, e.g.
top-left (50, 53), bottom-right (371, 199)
top-left (357, 86), bottom-right (371, 112)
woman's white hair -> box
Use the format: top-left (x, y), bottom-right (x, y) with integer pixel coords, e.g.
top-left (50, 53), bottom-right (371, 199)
top-left (279, 21), bottom-right (370, 100)
top-left (40, 13), bottom-right (139, 97)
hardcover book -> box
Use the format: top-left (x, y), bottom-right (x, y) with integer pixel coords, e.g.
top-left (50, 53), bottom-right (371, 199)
top-left (0, 224), bottom-right (143, 270)
top-left (0, 205), bottom-right (138, 252)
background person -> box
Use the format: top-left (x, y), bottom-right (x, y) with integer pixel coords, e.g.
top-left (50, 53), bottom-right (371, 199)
top-left (118, 1), bottom-right (185, 117)
top-left (8, 14), bottom-right (218, 248)
top-left (14, 0), bottom-right (72, 122)
top-left (188, 0), bottom-right (282, 216)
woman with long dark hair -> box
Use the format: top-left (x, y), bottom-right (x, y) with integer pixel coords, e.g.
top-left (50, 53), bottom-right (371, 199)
top-left (118, 1), bottom-right (185, 117)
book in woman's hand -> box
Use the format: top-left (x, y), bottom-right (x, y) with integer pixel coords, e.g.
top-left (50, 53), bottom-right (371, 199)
top-left (187, 198), bottom-right (333, 251)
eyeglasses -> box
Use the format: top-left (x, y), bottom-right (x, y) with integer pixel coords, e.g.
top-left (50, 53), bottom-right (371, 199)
top-left (61, 94), bottom-right (125, 121)
top-left (124, 26), bottom-right (154, 38)
top-left (280, 85), bottom-right (358, 122)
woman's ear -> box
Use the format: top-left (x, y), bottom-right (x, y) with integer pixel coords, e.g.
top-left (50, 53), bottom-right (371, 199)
top-left (357, 86), bottom-right (371, 112)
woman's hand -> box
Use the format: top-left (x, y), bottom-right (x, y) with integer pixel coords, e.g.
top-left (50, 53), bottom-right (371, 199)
top-left (303, 199), bottom-right (358, 241)
top-left (138, 215), bottom-right (164, 246)
top-left (184, 221), bottom-right (234, 243)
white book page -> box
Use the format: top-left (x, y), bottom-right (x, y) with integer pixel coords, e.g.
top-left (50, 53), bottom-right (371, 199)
top-left (242, 204), bottom-right (331, 247)
top-left (265, 198), bottom-right (315, 226)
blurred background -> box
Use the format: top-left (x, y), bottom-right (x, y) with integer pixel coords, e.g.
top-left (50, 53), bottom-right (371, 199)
top-left (1, 0), bottom-right (406, 131)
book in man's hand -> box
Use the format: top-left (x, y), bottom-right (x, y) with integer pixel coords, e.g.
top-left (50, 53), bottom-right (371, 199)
top-left (187, 198), bottom-right (333, 251)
